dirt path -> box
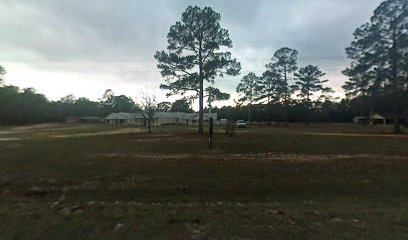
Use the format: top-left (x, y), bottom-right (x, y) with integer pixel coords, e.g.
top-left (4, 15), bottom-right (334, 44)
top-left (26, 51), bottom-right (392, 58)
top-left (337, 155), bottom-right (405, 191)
top-left (300, 132), bottom-right (408, 138)
top-left (0, 137), bottom-right (21, 142)
top-left (84, 152), bottom-right (408, 162)
top-left (0, 124), bottom-right (59, 134)
top-left (53, 128), bottom-right (143, 139)
top-left (0, 127), bottom-right (143, 141)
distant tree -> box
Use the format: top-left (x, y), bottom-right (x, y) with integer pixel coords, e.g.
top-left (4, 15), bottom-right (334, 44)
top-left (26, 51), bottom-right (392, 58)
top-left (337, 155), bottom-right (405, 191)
top-left (18, 88), bottom-right (49, 123)
top-left (258, 67), bottom-right (281, 104)
top-left (236, 72), bottom-right (260, 125)
top-left (0, 85), bottom-right (19, 124)
top-left (75, 97), bottom-right (99, 117)
top-left (60, 94), bottom-right (76, 104)
top-left (295, 65), bottom-right (332, 126)
top-left (170, 98), bottom-right (193, 113)
top-left (257, 66), bottom-right (284, 124)
top-left (0, 65), bottom-right (6, 86)
top-left (265, 47), bottom-right (298, 126)
top-left (342, 68), bottom-right (376, 121)
top-left (155, 6), bottom-right (241, 133)
top-left (100, 89), bottom-right (115, 115)
top-left (99, 89), bottom-right (139, 115)
top-left (102, 89), bottom-right (114, 101)
top-left (0, 87), bottom-right (49, 124)
top-left (205, 86), bottom-right (230, 113)
top-left (141, 93), bottom-right (157, 133)
top-left (343, 0), bottom-right (408, 133)
top-left (112, 95), bottom-right (137, 112)
top-left (157, 102), bottom-right (172, 112)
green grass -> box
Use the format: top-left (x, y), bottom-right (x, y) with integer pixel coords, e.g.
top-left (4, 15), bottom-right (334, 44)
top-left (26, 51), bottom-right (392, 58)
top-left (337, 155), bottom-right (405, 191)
top-left (0, 124), bottom-right (407, 239)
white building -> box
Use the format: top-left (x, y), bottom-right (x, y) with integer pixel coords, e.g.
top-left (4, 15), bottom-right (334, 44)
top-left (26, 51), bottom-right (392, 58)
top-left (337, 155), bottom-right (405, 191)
top-left (105, 112), bottom-right (217, 126)
top-left (105, 112), bottom-right (145, 125)
top-left (353, 113), bottom-right (391, 125)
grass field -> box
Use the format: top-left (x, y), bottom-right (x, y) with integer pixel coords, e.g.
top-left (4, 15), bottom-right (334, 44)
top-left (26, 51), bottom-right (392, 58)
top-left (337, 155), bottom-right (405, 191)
top-left (0, 123), bottom-right (407, 239)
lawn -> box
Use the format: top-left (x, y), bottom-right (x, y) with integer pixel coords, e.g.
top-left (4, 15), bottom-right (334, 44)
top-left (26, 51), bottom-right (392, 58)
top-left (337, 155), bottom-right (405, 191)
top-left (0, 124), bottom-right (407, 239)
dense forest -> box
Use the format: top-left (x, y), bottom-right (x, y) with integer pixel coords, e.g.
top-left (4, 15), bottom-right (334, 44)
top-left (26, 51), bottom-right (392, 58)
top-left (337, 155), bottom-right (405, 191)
top-left (0, 83), bottom-right (140, 125)
top-left (0, 73), bottom-right (405, 125)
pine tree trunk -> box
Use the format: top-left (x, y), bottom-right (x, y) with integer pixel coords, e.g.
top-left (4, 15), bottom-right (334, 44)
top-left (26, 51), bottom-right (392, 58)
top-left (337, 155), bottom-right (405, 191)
top-left (306, 98), bottom-right (310, 127)
top-left (199, 79), bottom-right (204, 134)
top-left (248, 103), bottom-right (252, 126)
top-left (392, 93), bottom-right (401, 134)
top-left (284, 67), bottom-right (288, 127)
top-left (392, 77), bottom-right (401, 134)
top-left (267, 98), bottom-right (271, 125)
top-left (283, 101), bottom-right (288, 127)
top-left (391, 25), bottom-right (401, 134)
top-left (198, 40), bottom-right (204, 134)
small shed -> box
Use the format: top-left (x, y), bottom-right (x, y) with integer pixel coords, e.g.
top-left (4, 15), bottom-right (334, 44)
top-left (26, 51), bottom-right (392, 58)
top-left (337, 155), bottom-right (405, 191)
top-left (353, 113), bottom-right (392, 125)
top-left (369, 113), bottom-right (387, 125)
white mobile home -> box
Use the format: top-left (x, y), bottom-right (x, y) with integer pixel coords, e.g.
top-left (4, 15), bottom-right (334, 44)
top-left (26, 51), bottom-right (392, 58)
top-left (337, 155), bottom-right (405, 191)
top-left (105, 112), bottom-right (217, 126)
top-left (105, 112), bottom-right (145, 125)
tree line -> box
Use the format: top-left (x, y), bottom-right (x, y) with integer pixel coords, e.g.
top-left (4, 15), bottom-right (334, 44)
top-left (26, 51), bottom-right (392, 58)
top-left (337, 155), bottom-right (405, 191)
top-left (211, 96), bottom-right (393, 124)
top-left (0, 85), bottom-right (136, 125)
top-left (235, 48), bottom-right (333, 126)
top-left (0, 78), bottom-right (198, 125)
top-left (0, 71), bottom-right (402, 126)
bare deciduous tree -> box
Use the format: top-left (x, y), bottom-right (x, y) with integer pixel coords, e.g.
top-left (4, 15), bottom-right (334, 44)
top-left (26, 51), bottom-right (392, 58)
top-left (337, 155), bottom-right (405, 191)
top-left (141, 93), bottom-right (157, 134)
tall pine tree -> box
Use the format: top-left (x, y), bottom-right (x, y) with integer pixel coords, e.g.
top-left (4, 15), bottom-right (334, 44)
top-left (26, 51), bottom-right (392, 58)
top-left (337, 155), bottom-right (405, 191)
top-left (155, 6), bottom-right (241, 133)
top-left (236, 72), bottom-right (260, 125)
top-left (295, 65), bottom-right (332, 126)
top-left (343, 0), bottom-right (408, 133)
top-left (257, 65), bottom-right (284, 124)
top-left (264, 47), bottom-right (298, 126)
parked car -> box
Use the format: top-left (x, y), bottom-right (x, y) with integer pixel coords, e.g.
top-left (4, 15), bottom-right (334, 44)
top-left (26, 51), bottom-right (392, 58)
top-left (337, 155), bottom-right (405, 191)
top-left (236, 120), bottom-right (246, 128)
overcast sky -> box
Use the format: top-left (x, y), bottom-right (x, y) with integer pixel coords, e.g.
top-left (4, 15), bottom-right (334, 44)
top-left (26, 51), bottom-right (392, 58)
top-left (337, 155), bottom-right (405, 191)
top-left (0, 0), bottom-right (383, 107)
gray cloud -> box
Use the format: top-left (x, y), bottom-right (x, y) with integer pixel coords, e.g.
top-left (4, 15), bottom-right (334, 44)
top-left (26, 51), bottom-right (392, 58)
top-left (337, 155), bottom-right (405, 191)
top-left (0, 0), bottom-right (384, 102)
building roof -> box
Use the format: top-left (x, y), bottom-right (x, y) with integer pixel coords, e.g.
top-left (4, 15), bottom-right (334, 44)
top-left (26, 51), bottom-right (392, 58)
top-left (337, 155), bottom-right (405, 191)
top-left (105, 112), bottom-right (217, 120)
top-left (370, 113), bottom-right (386, 120)
top-left (190, 113), bottom-right (217, 120)
top-left (105, 112), bottom-right (137, 120)
top-left (153, 112), bottom-right (217, 120)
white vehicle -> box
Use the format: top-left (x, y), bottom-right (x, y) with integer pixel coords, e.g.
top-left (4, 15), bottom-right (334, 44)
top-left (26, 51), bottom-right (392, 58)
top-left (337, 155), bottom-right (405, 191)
top-left (236, 120), bottom-right (246, 128)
